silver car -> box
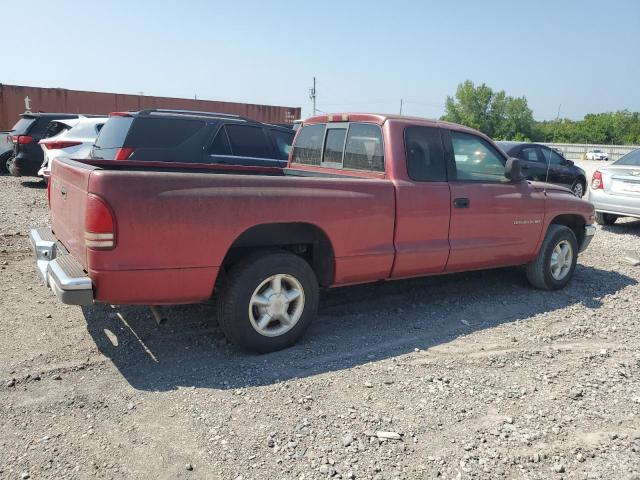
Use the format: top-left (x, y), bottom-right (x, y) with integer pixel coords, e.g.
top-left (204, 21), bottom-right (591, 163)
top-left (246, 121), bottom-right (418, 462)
top-left (590, 148), bottom-right (640, 225)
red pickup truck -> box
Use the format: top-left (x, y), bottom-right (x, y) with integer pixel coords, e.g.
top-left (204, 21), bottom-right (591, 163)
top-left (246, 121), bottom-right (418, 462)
top-left (31, 113), bottom-right (596, 352)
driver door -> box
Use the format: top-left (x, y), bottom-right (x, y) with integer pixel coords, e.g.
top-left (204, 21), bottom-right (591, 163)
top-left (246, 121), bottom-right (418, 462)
top-left (444, 130), bottom-right (545, 272)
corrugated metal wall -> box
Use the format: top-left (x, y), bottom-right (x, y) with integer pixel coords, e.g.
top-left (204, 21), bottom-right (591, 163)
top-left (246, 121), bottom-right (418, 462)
top-left (0, 84), bottom-right (301, 130)
top-left (541, 142), bottom-right (640, 162)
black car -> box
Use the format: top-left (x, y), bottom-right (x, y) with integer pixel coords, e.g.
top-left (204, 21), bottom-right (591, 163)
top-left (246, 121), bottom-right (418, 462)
top-left (0, 131), bottom-right (13, 174)
top-left (8, 113), bottom-right (80, 177)
top-left (91, 109), bottom-right (295, 168)
top-left (496, 141), bottom-right (587, 197)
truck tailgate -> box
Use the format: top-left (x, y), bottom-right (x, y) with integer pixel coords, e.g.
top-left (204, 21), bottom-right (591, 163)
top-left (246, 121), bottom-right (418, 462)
top-left (49, 158), bottom-right (95, 268)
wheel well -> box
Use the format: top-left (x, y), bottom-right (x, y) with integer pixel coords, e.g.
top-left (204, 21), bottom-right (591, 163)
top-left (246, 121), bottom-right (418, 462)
top-left (550, 214), bottom-right (585, 246)
top-left (576, 175), bottom-right (586, 187)
top-left (221, 223), bottom-right (335, 287)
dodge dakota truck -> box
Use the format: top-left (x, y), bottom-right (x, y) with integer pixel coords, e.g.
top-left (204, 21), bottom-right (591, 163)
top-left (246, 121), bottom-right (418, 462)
top-left (31, 113), bottom-right (596, 352)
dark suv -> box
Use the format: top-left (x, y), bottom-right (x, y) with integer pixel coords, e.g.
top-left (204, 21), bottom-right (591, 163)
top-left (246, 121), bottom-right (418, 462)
top-left (496, 141), bottom-right (587, 197)
top-left (91, 109), bottom-right (295, 168)
top-left (8, 113), bottom-right (81, 177)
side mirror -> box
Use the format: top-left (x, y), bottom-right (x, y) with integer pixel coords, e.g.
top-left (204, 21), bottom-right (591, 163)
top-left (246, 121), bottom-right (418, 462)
top-left (505, 157), bottom-right (525, 182)
top-left (566, 159), bottom-right (574, 166)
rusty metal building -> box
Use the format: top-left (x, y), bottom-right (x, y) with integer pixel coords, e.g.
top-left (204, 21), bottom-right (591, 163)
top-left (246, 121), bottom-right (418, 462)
top-left (0, 84), bottom-right (301, 130)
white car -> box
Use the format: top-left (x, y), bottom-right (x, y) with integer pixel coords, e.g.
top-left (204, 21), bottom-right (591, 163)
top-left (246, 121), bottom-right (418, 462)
top-left (585, 149), bottom-right (609, 161)
top-left (38, 116), bottom-right (107, 181)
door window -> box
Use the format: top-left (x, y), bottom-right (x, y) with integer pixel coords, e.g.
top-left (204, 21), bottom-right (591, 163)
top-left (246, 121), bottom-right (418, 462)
top-left (541, 148), bottom-right (565, 166)
top-left (225, 124), bottom-right (273, 158)
top-left (209, 127), bottom-right (232, 155)
top-left (518, 147), bottom-right (540, 162)
top-left (404, 126), bottom-right (446, 181)
top-left (451, 131), bottom-right (507, 182)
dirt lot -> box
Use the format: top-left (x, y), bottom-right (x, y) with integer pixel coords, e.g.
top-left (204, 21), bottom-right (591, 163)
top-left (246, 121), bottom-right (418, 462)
top-left (1, 173), bottom-right (639, 480)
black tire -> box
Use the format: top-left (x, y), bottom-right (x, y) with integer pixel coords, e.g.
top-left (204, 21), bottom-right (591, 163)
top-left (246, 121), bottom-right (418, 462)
top-left (525, 225), bottom-right (578, 291)
top-left (595, 212), bottom-right (617, 226)
top-left (216, 250), bottom-right (319, 353)
top-left (571, 178), bottom-right (586, 198)
top-left (0, 152), bottom-right (13, 174)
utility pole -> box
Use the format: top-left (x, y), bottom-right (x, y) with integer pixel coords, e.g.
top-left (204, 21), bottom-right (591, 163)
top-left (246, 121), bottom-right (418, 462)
top-left (399, 98), bottom-right (403, 115)
top-left (309, 77), bottom-right (317, 116)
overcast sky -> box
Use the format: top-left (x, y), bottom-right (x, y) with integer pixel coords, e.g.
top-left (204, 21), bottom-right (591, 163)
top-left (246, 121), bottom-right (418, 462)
top-left (3, 0), bottom-right (638, 120)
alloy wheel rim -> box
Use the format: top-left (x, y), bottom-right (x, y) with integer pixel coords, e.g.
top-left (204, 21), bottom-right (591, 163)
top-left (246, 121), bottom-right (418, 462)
top-left (248, 274), bottom-right (305, 337)
top-left (550, 240), bottom-right (573, 280)
top-left (573, 183), bottom-right (584, 197)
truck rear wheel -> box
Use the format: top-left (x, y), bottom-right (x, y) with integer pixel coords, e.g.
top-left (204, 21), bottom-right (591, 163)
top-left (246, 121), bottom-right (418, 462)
top-left (525, 225), bottom-right (578, 290)
top-left (216, 251), bottom-right (319, 353)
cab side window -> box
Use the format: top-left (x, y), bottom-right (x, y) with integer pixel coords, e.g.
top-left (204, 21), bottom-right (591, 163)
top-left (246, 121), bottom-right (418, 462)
top-left (404, 126), bottom-right (446, 181)
top-left (451, 131), bottom-right (507, 182)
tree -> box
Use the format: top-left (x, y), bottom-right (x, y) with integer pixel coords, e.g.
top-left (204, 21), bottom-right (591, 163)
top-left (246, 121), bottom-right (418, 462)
top-left (442, 80), bottom-right (534, 140)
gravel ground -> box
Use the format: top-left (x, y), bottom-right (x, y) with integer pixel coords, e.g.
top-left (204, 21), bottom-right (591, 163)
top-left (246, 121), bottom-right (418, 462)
top-left (1, 173), bottom-right (639, 480)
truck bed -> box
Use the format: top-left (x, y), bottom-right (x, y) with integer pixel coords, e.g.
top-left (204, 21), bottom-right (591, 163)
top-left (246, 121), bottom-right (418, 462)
top-left (49, 158), bottom-right (396, 304)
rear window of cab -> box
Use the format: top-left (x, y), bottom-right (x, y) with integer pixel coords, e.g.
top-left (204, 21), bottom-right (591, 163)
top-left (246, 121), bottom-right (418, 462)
top-left (292, 122), bottom-right (384, 172)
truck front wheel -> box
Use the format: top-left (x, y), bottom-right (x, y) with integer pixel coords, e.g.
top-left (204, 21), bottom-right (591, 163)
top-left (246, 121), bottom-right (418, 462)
top-left (217, 251), bottom-right (319, 353)
top-left (525, 225), bottom-right (578, 290)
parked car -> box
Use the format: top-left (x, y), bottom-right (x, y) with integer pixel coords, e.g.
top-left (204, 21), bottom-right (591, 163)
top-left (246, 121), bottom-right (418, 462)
top-left (590, 148), bottom-right (640, 225)
top-left (0, 131), bottom-right (13, 174)
top-left (38, 116), bottom-right (108, 182)
top-left (497, 141), bottom-right (588, 197)
top-left (31, 113), bottom-right (595, 352)
top-left (7, 113), bottom-right (81, 177)
top-left (90, 109), bottom-right (294, 168)
top-left (585, 149), bottom-right (609, 161)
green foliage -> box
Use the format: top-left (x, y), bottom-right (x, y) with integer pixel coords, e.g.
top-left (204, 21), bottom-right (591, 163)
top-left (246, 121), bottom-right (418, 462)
top-left (535, 111), bottom-right (640, 145)
top-left (442, 80), bottom-right (640, 145)
top-left (441, 80), bottom-right (534, 141)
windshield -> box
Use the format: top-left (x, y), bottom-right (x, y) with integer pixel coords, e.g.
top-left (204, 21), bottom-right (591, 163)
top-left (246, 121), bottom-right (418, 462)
top-left (614, 148), bottom-right (640, 166)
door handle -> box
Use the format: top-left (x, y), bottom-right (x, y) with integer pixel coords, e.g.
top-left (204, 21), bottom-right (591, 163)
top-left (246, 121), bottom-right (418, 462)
top-left (453, 197), bottom-right (470, 208)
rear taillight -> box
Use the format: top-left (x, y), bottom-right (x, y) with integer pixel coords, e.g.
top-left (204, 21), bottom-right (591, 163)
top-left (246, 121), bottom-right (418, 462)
top-left (9, 135), bottom-right (33, 144)
top-left (591, 171), bottom-right (603, 190)
top-left (84, 194), bottom-right (116, 249)
top-left (47, 180), bottom-right (52, 207)
top-left (114, 147), bottom-right (134, 160)
top-left (40, 140), bottom-right (82, 150)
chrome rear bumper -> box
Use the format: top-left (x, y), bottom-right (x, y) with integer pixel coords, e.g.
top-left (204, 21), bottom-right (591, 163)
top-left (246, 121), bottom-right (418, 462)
top-left (29, 228), bottom-right (94, 306)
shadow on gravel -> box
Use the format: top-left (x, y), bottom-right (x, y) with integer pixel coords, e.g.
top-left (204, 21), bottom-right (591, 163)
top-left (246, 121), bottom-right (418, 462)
top-left (20, 179), bottom-right (46, 189)
top-left (82, 264), bottom-right (636, 392)
top-left (601, 218), bottom-right (640, 237)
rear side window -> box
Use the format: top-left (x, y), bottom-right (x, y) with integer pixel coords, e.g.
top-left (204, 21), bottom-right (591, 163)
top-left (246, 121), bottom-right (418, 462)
top-left (126, 118), bottom-right (205, 148)
top-left (42, 121), bottom-right (71, 139)
top-left (343, 123), bottom-right (384, 172)
top-left (404, 126), bottom-right (446, 181)
top-left (11, 118), bottom-right (35, 134)
top-left (95, 117), bottom-right (134, 148)
top-left (292, 124), bottom-right (326, 165)
top-left (225, 124), bottom-right (273, 158)
top-left (271, 129), bottom-right (295, 160)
